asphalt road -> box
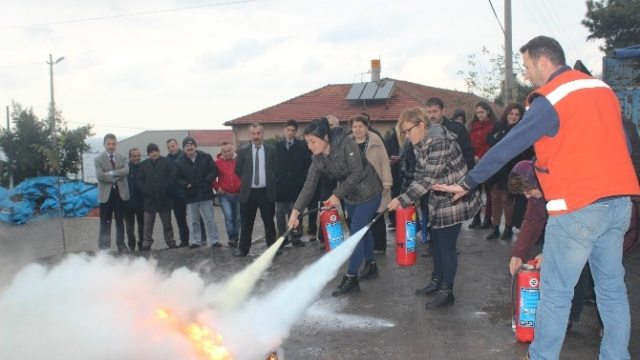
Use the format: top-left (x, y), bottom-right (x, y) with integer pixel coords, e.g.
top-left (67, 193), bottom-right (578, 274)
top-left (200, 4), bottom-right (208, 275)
top-left (1, 208), bottom-right (638, 359)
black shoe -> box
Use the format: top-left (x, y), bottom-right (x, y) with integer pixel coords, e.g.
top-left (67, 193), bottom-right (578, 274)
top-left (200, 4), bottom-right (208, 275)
top-left (415, 275), bottom-right (441, 295)
top-left (332, 275), bottom-right (360, 296)
top-left (468, 214), bottom-right (481, 229)
top-left (128, 243), bottom-right (136, 252)
top-left (500, 226), bottom-right (513, 240)
top-left (232, 248), bottom-right (248, 257)
top-left (291, 239), bottom-right (306, 247)
top-left (425, 283), bottom-right (454, 308)
top-left (421, 245), bottom-right (432, 257)
top-left (359, 260), bottom-right (379, 281)
top-left (210, 242), bottom-right (223, 248)
top-left (479, 219), bottom-right (493, 229)
top-left (486, 226), bottom-right (501, 240)
top-left (228, 239), bottom-right (238, 247)
top-left (167, 243), bottom-right (178, 249)
top-left (139, 246), bottom-right (151, 252)
top-left (178, 241), bottom-right (189, 248)
top-left (188, 244), bottom-right (201, 249)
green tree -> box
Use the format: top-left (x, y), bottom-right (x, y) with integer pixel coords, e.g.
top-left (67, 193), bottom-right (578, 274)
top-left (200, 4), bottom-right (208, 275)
top-left (582, 0), bottom-right (640, 53)
top-left (457, 47), bottom-right (534, 106)
top-left (0, 102), bottom-right (93, 186)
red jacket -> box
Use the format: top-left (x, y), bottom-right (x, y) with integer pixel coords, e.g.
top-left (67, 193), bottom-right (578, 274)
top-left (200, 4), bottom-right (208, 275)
top-left (212, 153), bottom-right (241, 195)
top-left (469, 119), bottom-right (494, 159)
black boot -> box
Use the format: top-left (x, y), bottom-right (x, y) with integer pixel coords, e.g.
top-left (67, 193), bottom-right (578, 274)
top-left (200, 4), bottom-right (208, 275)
top-left (415, 274), bottom-right (441, 295)
top-left (359, 260), bottom-right (379, 281)
top-left (480, 218), bottom-right (493, 229)
top-left (501, 226), bottom-right (513, 240)
top-left (332, 274), bottom-right (360, 296)
top-left (486, 225), bottom-right (501, 240)
top-left (468, 213), bottom-right (481, 229)
top-left (424, 283), bottom-right (455, 308)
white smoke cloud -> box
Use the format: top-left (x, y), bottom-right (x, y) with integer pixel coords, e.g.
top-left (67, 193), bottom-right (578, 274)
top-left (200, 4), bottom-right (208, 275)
top-left (0, 226), bottom-right (378, 360)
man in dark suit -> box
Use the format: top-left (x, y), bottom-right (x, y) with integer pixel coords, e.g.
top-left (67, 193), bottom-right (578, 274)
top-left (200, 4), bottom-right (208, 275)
top-left (275, 119), bottom-right (311, 248)
top-left (233, 122), bottom-right (278, 257)
top-left (95, 133), bottom-right (130, 252)
top-left (124, 147), bottom-right (144, 251)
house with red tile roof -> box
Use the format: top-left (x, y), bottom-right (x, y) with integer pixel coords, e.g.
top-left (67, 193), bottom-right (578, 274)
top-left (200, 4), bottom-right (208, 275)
top-left (225, 77), bottom-right (497, 145)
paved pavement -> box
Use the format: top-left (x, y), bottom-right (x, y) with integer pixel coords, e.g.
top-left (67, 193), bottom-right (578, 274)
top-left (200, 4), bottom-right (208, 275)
top-left (1, 207), bottom-right (638, 359)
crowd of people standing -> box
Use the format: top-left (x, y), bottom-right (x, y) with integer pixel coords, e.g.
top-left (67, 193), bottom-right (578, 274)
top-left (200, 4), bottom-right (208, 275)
top-left (94, 34), bottom-right (640, 360)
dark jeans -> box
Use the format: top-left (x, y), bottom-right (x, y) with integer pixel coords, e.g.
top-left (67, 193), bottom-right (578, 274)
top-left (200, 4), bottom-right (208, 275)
top-left (98, 187), bottom-right (126, 250)
top-left (345, 194), bottom-right (381, 275)
top-left (239, 188), bottom-right (276, 254)
top-left (512, 194), bottom-right (527, 229)
top-left (172, 197), bottom-right (190, 243)
top-left (143, 210), bottom-right (176, 248)
top-left (307, 198), bottom-right (318, 236)
top-left (124, 206), bottom-right (144, 250)
top-left (371, 211), bottom-right (387, 251)
top-left (429, 223), bottom-right (462, 284)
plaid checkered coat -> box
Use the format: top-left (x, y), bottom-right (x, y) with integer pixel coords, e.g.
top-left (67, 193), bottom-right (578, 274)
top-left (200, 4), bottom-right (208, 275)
top-left (398, 124), bottom-right (481, 229)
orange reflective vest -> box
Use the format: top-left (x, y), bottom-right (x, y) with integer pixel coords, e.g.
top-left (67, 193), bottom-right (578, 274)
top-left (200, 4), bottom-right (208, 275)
top-left (527, 69), bottom-right (640, 214)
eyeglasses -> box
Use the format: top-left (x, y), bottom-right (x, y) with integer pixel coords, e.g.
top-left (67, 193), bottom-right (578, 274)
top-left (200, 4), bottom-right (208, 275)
top-left (401, 123), bottom-right (419, 135)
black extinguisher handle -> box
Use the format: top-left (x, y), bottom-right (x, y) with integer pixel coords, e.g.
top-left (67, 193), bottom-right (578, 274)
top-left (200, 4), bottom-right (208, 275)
top-left (283, 207), bottom-right (321, 238)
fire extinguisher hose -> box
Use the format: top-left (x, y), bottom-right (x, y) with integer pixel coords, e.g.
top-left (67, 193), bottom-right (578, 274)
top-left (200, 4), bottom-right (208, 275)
top-left (366, 208), bottom-right (389, 229)
top-left (282, 207), bottom-right (320, 239)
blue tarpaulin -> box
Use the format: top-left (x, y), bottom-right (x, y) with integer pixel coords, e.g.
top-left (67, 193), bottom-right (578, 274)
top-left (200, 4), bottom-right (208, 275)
top-left (0, 177), bottom-right (99, 224)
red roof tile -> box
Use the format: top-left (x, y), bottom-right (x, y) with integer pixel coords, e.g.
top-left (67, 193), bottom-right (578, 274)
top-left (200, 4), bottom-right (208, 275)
top-left (225, 78), bottom-right (498, 125)
top-left (189, 130), bottom-right (234, 146)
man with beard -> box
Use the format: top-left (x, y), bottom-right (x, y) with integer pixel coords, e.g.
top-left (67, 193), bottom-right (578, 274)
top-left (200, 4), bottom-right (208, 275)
top-left (175, 136), bottom-right (221, 249)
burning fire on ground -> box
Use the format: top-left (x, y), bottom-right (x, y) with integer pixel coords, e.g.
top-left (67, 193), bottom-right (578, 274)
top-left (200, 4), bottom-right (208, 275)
top-left (156, 308), bottom-right (233, 360)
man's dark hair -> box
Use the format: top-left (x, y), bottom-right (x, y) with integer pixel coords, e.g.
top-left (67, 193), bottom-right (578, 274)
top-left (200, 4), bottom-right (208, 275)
top-left (128, 147), bottom-right (139, 156)
top-left (519, 36), bottom-right (566, 66)
top-left (166, 138), bottom-right (178, 145)
top-left (349, 114), bottom-right (370, 128)
top-left (508, 172), bottom-right (535, 194)
top-left (103, 133), bottom-right (116, 144)
top-left (425, 97), bottom-right (444, 109)
top-left (285, 119), bottom-right (298, 130)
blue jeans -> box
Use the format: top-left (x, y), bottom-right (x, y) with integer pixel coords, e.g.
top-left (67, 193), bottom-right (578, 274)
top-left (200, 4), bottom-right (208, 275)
top-left (187, 200), bottom-right (219, 245)
top-left (219, 193), bottom-right (240, 241)
top-left (530, 196), bottom-right (631, 360)
top-left (429, 223), bottom-right (461, 284)
top-left (344, 194), bottom-right (381, 276)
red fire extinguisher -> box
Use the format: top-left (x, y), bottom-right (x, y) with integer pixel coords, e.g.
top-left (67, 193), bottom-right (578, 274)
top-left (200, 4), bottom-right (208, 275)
top-left (395, 205), bottom-right (417, 266)
top-left (319, 203), bottom-right (344, 252)
top-left (512, 259), bottom-right (541, 343)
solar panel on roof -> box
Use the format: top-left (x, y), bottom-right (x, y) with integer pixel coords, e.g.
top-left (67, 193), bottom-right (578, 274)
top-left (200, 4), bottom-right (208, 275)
top-left (346, 81), bottom-right (395, 101)
top-left (360, 82), bottom-right (379, 99)
top-left (346, 83), bottom-right (367, 100)
top-left (373, 81), bottom-right (395, 99)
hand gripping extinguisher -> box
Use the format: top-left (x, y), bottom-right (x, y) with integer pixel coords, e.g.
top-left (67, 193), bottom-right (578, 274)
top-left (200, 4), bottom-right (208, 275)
top-left (395, 205), bottom-right (417, 266)
top-left (512, 259), bottom-right (541, 343)
top-left (319, 202), bottom-right (344, 252)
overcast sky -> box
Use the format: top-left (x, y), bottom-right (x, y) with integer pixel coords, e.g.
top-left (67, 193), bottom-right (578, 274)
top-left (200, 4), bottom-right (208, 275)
top-left (0, 0), bottom-right (604, 141)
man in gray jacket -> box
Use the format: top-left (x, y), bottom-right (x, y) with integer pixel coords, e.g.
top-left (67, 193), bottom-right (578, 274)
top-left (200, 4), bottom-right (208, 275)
top-left (95, 133), bottom-right (130, 252)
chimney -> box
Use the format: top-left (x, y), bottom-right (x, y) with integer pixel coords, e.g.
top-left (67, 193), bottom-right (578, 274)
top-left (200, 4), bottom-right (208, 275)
top-left (371, 59), bottom-right (381, 82)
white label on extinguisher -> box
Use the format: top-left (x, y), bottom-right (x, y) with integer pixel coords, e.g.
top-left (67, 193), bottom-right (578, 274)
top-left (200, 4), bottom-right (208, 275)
top-left (326, 222), bottom-right (344, 250)
top-left (405, 221), bottom-right (416, 253)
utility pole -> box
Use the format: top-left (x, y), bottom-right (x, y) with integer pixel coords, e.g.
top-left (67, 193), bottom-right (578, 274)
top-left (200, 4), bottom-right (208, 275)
top-left (504, 0), bottom-right (513, 105)
top-left (6, 105), bottom-right (13, 188)
top-left (47, 54), bottom-right (64, 146)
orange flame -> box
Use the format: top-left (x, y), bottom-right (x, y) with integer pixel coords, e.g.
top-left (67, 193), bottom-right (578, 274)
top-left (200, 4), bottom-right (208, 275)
top-left (156, 309), bottom-right (233, 360)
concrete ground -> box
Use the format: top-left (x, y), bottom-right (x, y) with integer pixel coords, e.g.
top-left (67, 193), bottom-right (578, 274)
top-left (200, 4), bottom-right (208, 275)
top-left (1, 207), bottom-right (638, 359)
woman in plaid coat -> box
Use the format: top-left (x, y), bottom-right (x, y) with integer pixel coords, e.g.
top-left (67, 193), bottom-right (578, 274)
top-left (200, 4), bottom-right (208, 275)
top-left (389, 107), bottom-right (481, 308)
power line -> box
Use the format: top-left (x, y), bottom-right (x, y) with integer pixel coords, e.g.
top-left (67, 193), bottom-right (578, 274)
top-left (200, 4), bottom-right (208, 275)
top-left (487, 0), bottom-right (506, 35)
top-left (0, 0), bottom-right (256, 30)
